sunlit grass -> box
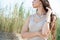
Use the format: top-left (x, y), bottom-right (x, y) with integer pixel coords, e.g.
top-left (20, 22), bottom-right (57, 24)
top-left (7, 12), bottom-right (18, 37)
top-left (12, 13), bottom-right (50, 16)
top-left (0, 2), bottom-right (60, 40)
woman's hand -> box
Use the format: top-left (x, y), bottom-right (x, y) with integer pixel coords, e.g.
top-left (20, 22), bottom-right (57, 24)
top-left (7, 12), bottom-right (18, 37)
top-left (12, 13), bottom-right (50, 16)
top-left (46, 7), bottom-right (52, 16)
top-left (46, 7), bottom-right (52, 22)
top-left (36, 32), bottom-right (46, 39)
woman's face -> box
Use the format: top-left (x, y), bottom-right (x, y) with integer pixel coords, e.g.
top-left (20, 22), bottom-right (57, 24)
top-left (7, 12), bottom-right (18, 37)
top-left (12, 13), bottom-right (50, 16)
top-left (32, 0), bottom-right (43, 8)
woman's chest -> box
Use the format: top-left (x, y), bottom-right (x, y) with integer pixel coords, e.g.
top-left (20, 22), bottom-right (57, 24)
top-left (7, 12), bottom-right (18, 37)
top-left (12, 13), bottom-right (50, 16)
top-left (28, 15), bottom-right (46, 32)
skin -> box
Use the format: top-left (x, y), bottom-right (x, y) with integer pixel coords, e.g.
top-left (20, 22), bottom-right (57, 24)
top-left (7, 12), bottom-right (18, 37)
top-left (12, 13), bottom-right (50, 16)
top-left (21, 0), bottom-right (52, 39)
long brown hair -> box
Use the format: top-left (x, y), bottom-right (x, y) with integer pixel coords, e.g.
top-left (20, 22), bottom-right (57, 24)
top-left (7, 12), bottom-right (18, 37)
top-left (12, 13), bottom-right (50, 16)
top-left (40, 0), bottom-right (57, 40)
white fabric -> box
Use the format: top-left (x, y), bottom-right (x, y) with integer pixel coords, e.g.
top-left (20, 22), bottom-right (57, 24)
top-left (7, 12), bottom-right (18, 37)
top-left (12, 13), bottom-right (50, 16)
top-left (28, 14), bottom-right (49, 40)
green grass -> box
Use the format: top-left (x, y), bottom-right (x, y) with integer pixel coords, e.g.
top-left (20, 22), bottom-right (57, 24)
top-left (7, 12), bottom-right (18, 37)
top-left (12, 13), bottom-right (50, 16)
top-left (56, 18), bottom-right (60, 40)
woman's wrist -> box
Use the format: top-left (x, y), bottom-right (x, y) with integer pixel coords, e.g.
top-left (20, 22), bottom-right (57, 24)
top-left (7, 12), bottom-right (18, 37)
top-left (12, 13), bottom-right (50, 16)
top-left (46, 15), bottom-right (50, 23)
top-left (37, 32), bottom-right (45, 39)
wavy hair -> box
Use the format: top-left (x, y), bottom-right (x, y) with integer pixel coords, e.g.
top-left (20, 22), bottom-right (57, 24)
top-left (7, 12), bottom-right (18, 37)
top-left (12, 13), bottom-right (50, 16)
top-left (39, 0), bottom-right (57, 40)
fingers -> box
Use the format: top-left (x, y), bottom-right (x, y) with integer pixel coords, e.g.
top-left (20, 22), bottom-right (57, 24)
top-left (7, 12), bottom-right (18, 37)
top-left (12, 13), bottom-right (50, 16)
top-left (46, 7), bottom-right (53, 15)
top-left (46, 7), bottom-right (51, 10)
top-left (46, 7), bottom-right (52, 12)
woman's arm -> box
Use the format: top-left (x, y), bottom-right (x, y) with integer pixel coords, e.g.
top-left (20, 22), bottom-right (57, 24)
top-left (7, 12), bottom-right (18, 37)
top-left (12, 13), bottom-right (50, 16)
top-left (21, 32), bottom-right (39, 39)
top-left (37, 22), bottom-right (50, 39)
top-left (21, 16), bottom-right (39, 39)
top-left (37, 7), bottom-right (52, 39)
top-left (42, 22), bottom-right (50, 37)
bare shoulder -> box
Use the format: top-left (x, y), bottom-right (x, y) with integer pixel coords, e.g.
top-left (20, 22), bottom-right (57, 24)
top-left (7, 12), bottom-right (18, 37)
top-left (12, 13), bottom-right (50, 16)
top-left (26, 15), bottom-right (33, 21)
top-left (27, 15), bottom-right (32, 19)
top-left (27, 14), bottom-right (35, 19)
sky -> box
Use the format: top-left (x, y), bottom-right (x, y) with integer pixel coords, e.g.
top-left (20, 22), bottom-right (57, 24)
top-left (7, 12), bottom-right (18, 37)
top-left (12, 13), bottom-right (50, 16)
top-left (0, 0), bottom-right (60, 18)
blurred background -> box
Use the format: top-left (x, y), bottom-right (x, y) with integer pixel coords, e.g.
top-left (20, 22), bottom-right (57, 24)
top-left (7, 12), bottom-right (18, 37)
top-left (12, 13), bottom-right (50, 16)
top-left (0, 0), bottom-right (60, 40)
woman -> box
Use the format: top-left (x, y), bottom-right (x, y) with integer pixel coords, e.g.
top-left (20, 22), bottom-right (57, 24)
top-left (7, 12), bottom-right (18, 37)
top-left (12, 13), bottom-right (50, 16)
top-left (21, 0), bottom-right (57, 40)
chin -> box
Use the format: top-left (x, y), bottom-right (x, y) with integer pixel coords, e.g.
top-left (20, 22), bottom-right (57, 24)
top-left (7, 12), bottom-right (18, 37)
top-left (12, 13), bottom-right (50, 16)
top-left (32, 5), bottom-right (37, 8)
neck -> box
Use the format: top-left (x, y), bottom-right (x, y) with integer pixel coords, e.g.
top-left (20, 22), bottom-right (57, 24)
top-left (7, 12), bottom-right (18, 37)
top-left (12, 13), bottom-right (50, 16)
top-left (37, 6), bottom-right (46, 16)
